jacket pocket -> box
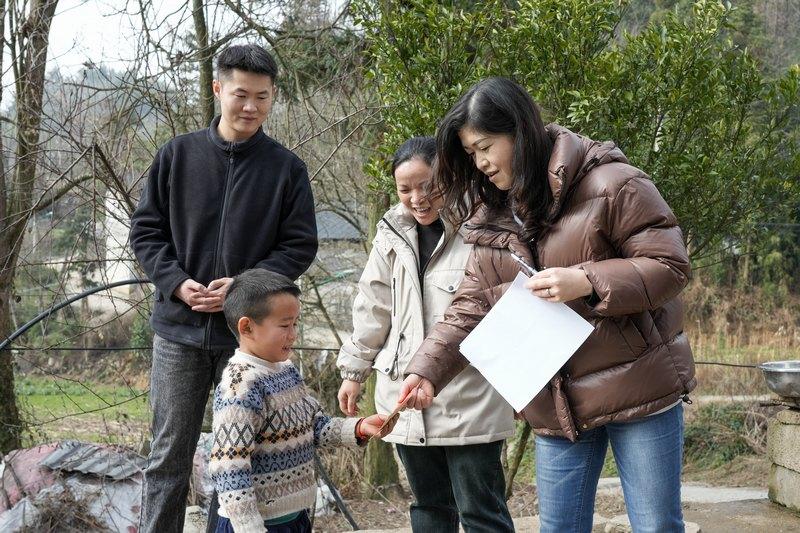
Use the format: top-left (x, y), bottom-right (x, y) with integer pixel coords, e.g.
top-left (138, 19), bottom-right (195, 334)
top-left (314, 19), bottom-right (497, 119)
top-left (428, 270), bottom-right (464, 295)
top-left (613, 316), bottom-right (648, 358)
top-left (373, 333), bottom-right (405, 381)
top-left (153, 289), bottom-right (203, 327)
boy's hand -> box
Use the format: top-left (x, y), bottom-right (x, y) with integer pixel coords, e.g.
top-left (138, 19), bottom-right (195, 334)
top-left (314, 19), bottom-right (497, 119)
top-left (358, 414), bottom-right (398, 440)
top-left (191, 277), bottom-right (233, 312)
top-left (338, 380), bottom-right (362, 416)
top-left (398, 374), bottom-right (434, 410)
top-left (174, 279), bottom-right (207, 307)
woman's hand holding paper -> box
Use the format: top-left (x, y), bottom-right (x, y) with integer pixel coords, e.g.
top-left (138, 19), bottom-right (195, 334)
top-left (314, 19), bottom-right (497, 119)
top-left (524, 267), bottom-right (593, 303)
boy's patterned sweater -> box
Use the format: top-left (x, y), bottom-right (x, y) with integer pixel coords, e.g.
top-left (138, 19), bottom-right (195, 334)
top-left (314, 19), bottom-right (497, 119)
top-left (210, 350), bottom-right (360, 532)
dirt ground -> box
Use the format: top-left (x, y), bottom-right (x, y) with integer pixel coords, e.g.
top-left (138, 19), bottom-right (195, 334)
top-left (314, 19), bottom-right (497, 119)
top-left (311, 484), bottom-right (637, 532)
top-left (684, 500), bottom-right (800, 533)
top-left (313, 454), bottom-right (798, 533)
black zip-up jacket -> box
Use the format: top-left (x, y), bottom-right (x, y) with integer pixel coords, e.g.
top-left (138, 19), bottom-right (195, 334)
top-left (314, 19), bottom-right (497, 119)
top-left (129, 116), bottom-right (317, 349)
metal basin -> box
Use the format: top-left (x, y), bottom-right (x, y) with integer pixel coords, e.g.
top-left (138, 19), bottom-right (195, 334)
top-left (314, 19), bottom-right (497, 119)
top-left (758, 360), bottom-right (800, 399)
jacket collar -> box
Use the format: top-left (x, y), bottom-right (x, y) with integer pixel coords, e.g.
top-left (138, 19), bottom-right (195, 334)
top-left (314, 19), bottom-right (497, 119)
top-left (462, 206), bottom-right (531, 259)
top-left (546, 124), bottom-right (628, 215)
top-left (381, 202), bottom-right (461, 241)
top-left (207, 115), bottom-right (268, 154)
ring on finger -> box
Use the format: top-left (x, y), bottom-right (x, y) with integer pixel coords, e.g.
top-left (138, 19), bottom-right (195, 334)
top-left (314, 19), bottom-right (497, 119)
top-left (547, 287), bottom-right (553, 298)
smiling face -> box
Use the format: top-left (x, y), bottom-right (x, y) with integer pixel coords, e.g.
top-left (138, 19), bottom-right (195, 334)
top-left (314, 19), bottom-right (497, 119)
top-left (213, 69), bottom-right (276, 142)
top-left (458, 126), bottom-right (516, 191)
top-left (237, 293), bottom-right (300, 363)
top-left (394, 158), bottom-right (443, 226)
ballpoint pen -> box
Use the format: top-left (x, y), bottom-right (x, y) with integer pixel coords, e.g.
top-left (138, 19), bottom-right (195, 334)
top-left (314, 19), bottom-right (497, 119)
top-left (509, 252), bottom-right (537, 276)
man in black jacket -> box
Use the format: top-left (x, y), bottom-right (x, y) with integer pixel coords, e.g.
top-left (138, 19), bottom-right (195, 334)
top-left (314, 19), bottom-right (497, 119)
top-left (129, 44), bottom-right (317, 533)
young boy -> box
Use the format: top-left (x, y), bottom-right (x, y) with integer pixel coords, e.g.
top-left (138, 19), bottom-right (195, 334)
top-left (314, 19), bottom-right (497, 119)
top-left (130, 44), bottom-right (317, 532)
top-left (211, 269), bottom-right (395, 533)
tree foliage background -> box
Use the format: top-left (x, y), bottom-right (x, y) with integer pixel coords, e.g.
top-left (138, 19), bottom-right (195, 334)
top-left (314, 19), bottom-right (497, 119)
top-left (356, 0), bottom-right (800, 278)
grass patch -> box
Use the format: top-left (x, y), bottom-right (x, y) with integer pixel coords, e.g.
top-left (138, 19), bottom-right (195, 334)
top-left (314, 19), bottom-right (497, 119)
top-left (683, 403), bottom-right (764, 468)
top-left (508, 402), bottom-right (770, 487)
top-left (16, 375), bottom-right (150, 446)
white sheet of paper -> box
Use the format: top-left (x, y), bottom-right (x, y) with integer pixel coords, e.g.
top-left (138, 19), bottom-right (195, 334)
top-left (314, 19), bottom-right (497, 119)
top-left (459, 272), bottom-right (595, 412)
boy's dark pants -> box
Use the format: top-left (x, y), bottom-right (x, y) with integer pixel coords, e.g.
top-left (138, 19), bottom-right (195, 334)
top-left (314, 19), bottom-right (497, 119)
top-left (396, 440), bottom-right (515, 533)
top-left (215, 511), bottom-right (312, 533)
top-left (139, 334), bottom-right (232, 533)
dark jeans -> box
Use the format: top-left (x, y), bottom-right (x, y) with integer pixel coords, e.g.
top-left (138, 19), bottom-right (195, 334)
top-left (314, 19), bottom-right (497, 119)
top-left (215, 511), bottom-right (312, 533)
top-left (139, 334), bottom-right (233, 533)
top-left (396, 440), bottom-right (514, 533)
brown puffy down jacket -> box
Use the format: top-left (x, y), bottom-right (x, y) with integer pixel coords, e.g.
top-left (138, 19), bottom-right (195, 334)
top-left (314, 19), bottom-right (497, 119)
top-left (404, 124), bottom-right (696, 441)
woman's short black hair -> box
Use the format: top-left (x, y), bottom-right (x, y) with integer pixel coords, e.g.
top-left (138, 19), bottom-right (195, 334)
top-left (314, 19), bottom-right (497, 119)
top-left (435, 77), bottom-right (553, 242)
top-left (216, 44), bottom-right (278, 81)
top-left (223, 269), bottom-right (300, 339)
top-left (391, 136), bottom-right (437, 177)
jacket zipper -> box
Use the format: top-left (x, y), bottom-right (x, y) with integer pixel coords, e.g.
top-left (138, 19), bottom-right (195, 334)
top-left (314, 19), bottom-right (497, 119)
top-left (382, 217), bottom-right (424, 300)
top-left (381, 217), bottom-right (420, 267)
top-left (392, 277), bottom-right (396, 316)
top-left (388, 333), bottom-right (404, 381)
top-left (381, 216), bottom-right (455, 295)
top-left (204, 150), bottom-right (236, 348)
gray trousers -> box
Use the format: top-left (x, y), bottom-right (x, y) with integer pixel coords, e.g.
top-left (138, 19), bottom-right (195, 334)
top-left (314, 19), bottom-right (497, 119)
top-left (139, 334), bottom-right (233, 533)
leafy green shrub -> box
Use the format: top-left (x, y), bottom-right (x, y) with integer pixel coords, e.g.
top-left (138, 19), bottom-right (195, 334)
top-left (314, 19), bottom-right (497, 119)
top-left (355, 0), bottom-right (800, 267)
top-left (684, 403), bottom-right (761, 468)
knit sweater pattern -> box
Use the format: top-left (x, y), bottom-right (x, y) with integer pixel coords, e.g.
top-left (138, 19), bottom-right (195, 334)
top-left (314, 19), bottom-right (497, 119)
top-left (210, 350), bottom-right (359, 532)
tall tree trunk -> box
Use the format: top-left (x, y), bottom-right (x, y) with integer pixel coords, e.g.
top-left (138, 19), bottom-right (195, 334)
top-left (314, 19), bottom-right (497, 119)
top-left (193, 0), bottom-right (215, 127)
top-left (0, 0), bottom-right (60, 453)
top-left (362, 190), bottom-right (401, 498)
top-left (0, 270), bottom-right (21, 453)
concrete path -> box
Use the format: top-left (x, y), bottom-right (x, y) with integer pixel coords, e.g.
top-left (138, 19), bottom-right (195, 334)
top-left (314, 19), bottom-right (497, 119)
top-left (597, 477), bottom-right (768, 503)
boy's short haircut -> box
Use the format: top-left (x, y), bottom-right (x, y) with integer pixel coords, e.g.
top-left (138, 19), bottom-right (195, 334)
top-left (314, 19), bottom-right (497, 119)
top-left (223, 269), bottom-right (300, 339)
top-left (216, 44), bottom-right (278, 81)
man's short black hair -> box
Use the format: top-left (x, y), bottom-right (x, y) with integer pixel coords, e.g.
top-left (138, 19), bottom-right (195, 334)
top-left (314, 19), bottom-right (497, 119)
top-left (216, 44), bottom-right (278, 81)
top-left (223, 269), bottom-right (300, 339)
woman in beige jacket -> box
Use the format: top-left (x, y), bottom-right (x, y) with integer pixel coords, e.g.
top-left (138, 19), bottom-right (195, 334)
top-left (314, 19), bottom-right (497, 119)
top-left (336, 137), bottom-right (515, 532)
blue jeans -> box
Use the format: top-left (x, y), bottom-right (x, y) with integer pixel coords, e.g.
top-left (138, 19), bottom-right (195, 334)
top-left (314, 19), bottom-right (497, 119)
top-left (396, 441), bottom-right (514, 533)
top-left (535, 403), bottom-right (684, 533)
top-left (139, 334), bottom-right (233, 533)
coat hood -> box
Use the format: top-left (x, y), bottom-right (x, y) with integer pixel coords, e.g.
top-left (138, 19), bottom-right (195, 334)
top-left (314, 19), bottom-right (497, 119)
top-left (546, 124), bottom-right (628, 215)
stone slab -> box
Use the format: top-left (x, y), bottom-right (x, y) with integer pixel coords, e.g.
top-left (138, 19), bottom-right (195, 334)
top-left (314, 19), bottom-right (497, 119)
top-left (184, 506), bottom-right (206, 533)
top-left (769, 463), bottom-right (800, 513)
top-left (768, 417), bottom-right (800, 473)
top-left (776, 409), bottom-right (800, 425)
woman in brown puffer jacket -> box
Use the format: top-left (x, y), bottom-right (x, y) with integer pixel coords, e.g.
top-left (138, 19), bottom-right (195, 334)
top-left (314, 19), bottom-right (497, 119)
top-left (397, 78), bottom-right (695, 533)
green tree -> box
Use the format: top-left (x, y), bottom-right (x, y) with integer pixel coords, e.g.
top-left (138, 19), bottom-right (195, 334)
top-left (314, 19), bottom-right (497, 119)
top-left (354, 0), bottom-right (800, 267)
top-left (0, 0), bottom-right (62, 453)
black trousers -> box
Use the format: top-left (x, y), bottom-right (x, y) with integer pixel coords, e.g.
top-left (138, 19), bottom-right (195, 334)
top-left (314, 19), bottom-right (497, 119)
top-left (396, 440), bottom-right (514, 533)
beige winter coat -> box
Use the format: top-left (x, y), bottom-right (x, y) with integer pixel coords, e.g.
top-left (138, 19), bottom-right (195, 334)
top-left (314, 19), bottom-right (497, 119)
top-left (337, 202), bottom-right (515, 446)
